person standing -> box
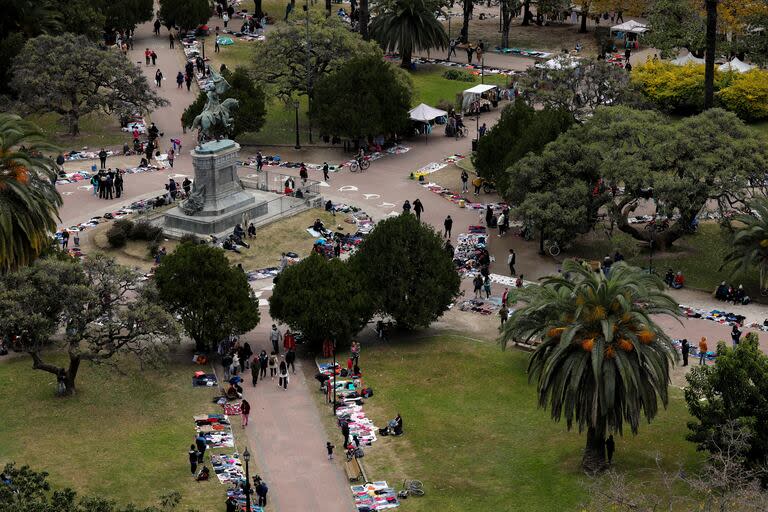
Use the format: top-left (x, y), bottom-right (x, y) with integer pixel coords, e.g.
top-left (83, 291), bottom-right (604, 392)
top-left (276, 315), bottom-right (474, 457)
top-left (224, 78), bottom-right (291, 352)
top-left (323, 162), bottom-right (330, 181)
top-left (448, 38), bottom-right (457, 60)
top-left (444, 215), bottom-right (453, 238)
top-left (278, 357), bottom-right (289, 389)
top-left (413, 198), bottom-right (424, 221)
top-left (169, 33), bottom-right (175, 49)
top-left (225, 496), bottom-right (237, 512)
top-left (215, 39), bottom-right (220, 53)
top-left (258, 350), bottom-right (268, 378)
top-left (698, 337), bottom-right (708, 365)
top-left (153, 19), bottom-right (161, 35)
top-left (508, 249), bottom-right (516, 275)
top-left (168, 148), bottom-right (175, 168)
top-left (473, 274), bottom-right (483, 298)
top-left (269, 324), bottom-right (282, 354)
top-left (483, 275), bottom-right (492, 298)
top-left (182, 177), bottom-right (192, 196)
top-left (241, 399), bottom-right (251, 427)
top-left (114, 171), bottom-right (124, 198)
top-left (499, 304), bottom-right (509, 327)
top-left (188, 444), bottom-right (199, 475)
top-left (681, 338), bottom-right (689, 367)
top-left (250, 356), bottom-right (259, 386)
top-left (155, 69), bottom-right (163, 87)
top-left (606, 435), bottom-right (615, 464)
top-left (256, 480), bottom-right (268, 507)
top-left (185, 72), bottom-right (192, 91)
top-left (98, 148), bottom-right (107, 169)
top-left (284, 330), bottom-right (297, 373)
top-left (350, 340), bottom-right (360, 366)
top-left (222, 352), bottom-right (233, 380)
top-left (485, 205), bottom-right (493, 227)
top-left (326, 442), bottom-right (335, 460)
top-left (460, 169), bottom-right (469, 193)
top-left (61, 230), bottom-right (70, 249)
top-left (145, 47), bottom-right (151, 65)
top-left (501, 287), bottom-right (509, 307)
top-left (402, 200), bottom-right (411, 214)
top-left (256, 151), bottom-right (263, 171)
top-left (104, 171), bottom-right (113, 199)
top-left (341, 420), bottom-right (350, 447)
top-left (176, 71), bottom-right (184, 88)
top-left (195, 433), bottom-right (207, 463)
top-left (466, 44), bottom-right (474, 63)
top-left (268, 352), bottom-right (278, 379)
top-left (91, 174), bottom-right (99, 196)
top-left (731, 325), bottom-right (742, 346)
top-left (497, 211), bottom-right (506, 237)
top-left (151, 50), bottom-right (158, 65)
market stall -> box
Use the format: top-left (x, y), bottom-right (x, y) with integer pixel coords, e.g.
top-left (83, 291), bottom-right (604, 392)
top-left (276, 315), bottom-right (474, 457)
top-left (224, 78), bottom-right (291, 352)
top-left (408, 103), bottom-right (448, 143)
top-left (461, 84), bottom-right (499, 114)
top-left (719, 57), bottom-right (755, 73)
top-left (610, 19), bottom-right (648, 50)
top-left (670, 53), bottom-right (705, 66)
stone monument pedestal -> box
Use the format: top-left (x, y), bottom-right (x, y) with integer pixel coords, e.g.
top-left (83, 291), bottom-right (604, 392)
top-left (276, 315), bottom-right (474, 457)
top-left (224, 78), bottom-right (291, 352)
top-left (164, 139), bottom-right (267, 236)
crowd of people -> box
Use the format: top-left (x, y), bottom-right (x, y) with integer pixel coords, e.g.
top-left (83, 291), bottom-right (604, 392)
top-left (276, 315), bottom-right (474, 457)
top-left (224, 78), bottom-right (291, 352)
top-left (714, 282), bottom-right (752, 305)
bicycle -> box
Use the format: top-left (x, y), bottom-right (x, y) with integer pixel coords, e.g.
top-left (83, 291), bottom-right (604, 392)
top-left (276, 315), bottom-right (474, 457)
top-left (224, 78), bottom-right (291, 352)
top-left (397, 479), bottom-right (425, 499)
top-left (543, 239), bottom-right (560, 257)
top-left (349, 156), bottom-right (371, 173)
top-left (454, 126), bottom-right (468, 140)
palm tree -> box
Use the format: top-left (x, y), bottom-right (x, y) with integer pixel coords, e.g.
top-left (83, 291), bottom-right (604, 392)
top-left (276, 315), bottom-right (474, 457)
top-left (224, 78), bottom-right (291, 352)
top-left (370, 0), bottom-right (449, 69)
top-left (500, 260), bottom-right (679, 473)
top-left (723, 198), bottom-right (768, 290)
top-left (0, 114), bottom-right (62, 272)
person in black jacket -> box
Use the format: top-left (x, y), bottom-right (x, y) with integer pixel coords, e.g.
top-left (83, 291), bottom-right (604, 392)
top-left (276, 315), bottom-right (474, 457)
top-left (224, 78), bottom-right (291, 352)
top-left (225, 496), bottom-right (237, 512)
top-left (681, 338), bottom-right (689, 367)
top-left (188, 444), bottom-right (199, 474)
top-left (413, 198), bottom-right (424, 221)
top-left (444, 215), bottom-right (453, 238)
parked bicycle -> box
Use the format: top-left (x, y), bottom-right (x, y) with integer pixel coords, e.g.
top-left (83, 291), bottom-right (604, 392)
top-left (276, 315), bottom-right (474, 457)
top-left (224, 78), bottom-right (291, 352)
top-left (398, 479), bottom-right (425, 499)
top-left (349, 156), bottom-right (371, 173)
top-left (543, 239), bottom-right (561, 257)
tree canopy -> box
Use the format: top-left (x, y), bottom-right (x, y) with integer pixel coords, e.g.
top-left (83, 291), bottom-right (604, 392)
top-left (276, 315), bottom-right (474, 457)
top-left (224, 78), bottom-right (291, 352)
top-left (351, 213), bottom-right (460, 329)
top-left (685, 333), bottom-right (768, 476)
top-left (154, 243), bottom-right (260, 353)
top-left (158, 0), bottom-right (211, 30)
top-left (0, 255), bottom-right (180, 395)
top-left (723, 198), bottom-right (768, 293)
top-left (253, 11), bottom-right (381, 102)
top-left (182, 67), bottom-right (266, 138)
top-left (507, 106), bottom-right (768, 249)
top-left (11, 34), bottom-right (167, 135)
top-left (269, 254), bottom-right (372, 348)
top-left (473, 101), bottom-right (573, 194)
top-left (500, 260), bottom-right (679, 472)
top-left (311, 56), bottom-right (413, 140)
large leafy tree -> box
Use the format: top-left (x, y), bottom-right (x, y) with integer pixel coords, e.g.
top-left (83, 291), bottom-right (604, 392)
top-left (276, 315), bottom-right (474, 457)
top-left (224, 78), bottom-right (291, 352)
top-left (500, 260), bottom-right (679, 473)
top-left (351, 214), bottom-right (460, 329)
top-left (508, 107), bottom-right (768, 249)
top-left (158, 0), bottom-right (211, 30)
top-left (685, 333), bottom-right (768, 475)
top-left (253, 12), bottom-right (381, 102)
top-left (370, 0), bottom-right (449, 68)
top-left (0, 463), bottom-right (181, 512)
top-left (104, 0), bottom-right (155, 32)
top-left (269, 254), bottom-right (372, 349)
top-left (0, 256), bottom-right (180, 395)
top-left (0, 114), bottom-right (61, 273)
top-left (154, 243), bottom-right (260, 353)
top-left (473, 101), bottom-right (573, 195)
top-left (519, 57), bottom-right (631, 120)
top-left (311, 56), bottom-right (413, 140)
top-left (182, 67), bottom-right (266, 138)
top-left (11, 34), bottom-right (167, 136)
top-left (723, 198), bottom-right (768, 290)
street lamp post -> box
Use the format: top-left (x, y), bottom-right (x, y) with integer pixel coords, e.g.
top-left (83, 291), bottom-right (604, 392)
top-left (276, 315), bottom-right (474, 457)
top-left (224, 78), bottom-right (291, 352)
top-left (293, 100), bottom-right (301, 149)
top-left (481, 55), bottom-right (485, 83)
top-left (201, 39), bottom-right (205, 60)
top-left (304, 0), bottom-right (313, 143)
top-left (332, 338), bottom-right (337, 413)
top-left (243, 448), bottom-right (252, 512)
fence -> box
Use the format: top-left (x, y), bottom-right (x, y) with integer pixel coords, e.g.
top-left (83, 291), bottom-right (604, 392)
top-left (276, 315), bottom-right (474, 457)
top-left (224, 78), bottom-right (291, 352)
top-left (239, 168), bottom-right (323, 227)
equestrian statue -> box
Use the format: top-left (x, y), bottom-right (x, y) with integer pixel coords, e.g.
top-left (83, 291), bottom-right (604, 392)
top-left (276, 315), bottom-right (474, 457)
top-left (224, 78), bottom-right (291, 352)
top-left (191, 69), bottom-right (239, 142)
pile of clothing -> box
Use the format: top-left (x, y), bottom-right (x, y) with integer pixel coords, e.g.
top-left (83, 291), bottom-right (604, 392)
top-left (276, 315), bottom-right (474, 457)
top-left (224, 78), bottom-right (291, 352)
top-left (247, 267), bottom-right (280, 281)
top-left (679, 305), bottom-right (746, 327)
top-left (453, 233), bottom-right (489, 276)
top-left (351, 481), bottom-right (400, 511)
top-left (336, 403), bottom-right (378, 446)
top-left (226, 488), bottom-right (264, 512)
top-left (64, 149), bottom-right (116, 162)
top-left (56, 171), bottom-right (92, 185)
top-left (222, 402), bottom-right (242, 416)
top-left (211, 453), bottom-right (245, 484)
top-left (458, 297), bottom-right (501, 315)
top-left (411, 162), bottom-right (447, 180)
top-left (192, 372), bottom-right (218, 387)
top-left (194, 414), bottom-right (234, 448)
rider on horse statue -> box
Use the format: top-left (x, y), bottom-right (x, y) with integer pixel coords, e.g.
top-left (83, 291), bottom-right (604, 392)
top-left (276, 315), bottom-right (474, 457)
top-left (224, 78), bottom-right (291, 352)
top-left (191, 69), bottom-right (239, 141)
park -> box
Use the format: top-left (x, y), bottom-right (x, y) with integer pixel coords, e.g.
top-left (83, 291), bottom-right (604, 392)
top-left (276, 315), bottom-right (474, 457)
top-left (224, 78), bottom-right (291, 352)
top-left (2, 0), bottom-right (768, 511)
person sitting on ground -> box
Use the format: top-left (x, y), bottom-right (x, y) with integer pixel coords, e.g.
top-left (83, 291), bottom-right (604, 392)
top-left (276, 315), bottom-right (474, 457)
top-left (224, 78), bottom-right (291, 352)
top-left (312, 218), bottom-right (325, 233)
top-left (715, 281), bottom-right (729, 301)
top-left (664, 268), bottom-right (674, 287)
top-left (672, 271), bottom-right (685, 289)
top-left (222, 236), bottom-right (241, 253)
top-left (392, 413), bottom-right (403, 435)
top-left (233, 223), bottom-right (246, 240)
top-left (196, 465), bottom-right (210, 481)
top-left (515, 274), bottom-right (524, 288)
top-left (734, 284), bottom-right (750, 305)
top-left (247, 222), bottom-right (256, 238)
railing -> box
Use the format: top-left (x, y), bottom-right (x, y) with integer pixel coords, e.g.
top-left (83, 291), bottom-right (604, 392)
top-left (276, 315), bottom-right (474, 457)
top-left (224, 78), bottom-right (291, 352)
top-left (239, 168), bottom-right (323, 226)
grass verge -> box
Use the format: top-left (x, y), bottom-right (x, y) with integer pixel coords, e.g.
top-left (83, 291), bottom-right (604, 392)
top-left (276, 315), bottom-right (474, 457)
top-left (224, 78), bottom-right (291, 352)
top-left (28, 112), bottom-right (128, 150)
top-left (357, 335), bottom-right (702, 511)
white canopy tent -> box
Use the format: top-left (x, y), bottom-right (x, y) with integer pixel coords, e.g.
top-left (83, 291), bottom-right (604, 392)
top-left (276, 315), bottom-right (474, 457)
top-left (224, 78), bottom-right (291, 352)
top-left (719, 57), bottom-right (755, 73)
top-left (671, 53), bottom-right (705, 66)
top-left (610, 19), bottom-right (648, 35)
top-left (409, 103), bottom-right (448, 143)
top-left (461, 84), bottom-right (499, 112)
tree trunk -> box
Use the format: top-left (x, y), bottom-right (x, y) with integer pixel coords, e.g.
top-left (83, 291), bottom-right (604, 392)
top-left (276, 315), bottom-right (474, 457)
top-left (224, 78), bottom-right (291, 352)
top-left (501, 0), bottom-right (512, 48)
top-left (255, 0), bottom-right (263, 18)
top-left (325, 0), bottom-right (331, 16)
top-left (582, 425), bottom-right (607, 474)
top-left (617, 220), bottom-right (686, 251)
top-left (461, 0), bottom-right (472, 42)
top-left (704, 0), bottom-right (718, 109)
top-left (65, 356), bottom-right (81, 395)
top-left (359, 0), bottom-right (369, 40)
top-left (69, 111), bottom-right (80, 136)
top-left (579, 12), bottom-right (588, 33)
top-left (521, 0), bottom-right (530, 26)
top-left (538, 227), bottom-right (545, 255)
top-left (401, 50), bottom-right (413, 69)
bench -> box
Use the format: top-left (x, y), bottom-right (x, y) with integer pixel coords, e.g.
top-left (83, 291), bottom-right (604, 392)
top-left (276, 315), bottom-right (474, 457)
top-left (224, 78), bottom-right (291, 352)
top-left (344, 456), bottom-right (364, 482)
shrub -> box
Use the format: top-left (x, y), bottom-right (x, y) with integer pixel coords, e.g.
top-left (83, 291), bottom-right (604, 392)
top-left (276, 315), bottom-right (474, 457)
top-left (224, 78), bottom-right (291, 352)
top-left (131, 220), bottom-right (163, 242)
top-left (106, 220), bottom-right (133, 248)
top-left (179, 233), bottom-right (200, 245)
top-left (442, 69), bottom-right (476, 82)
top-left (631, 61), bottom-right (712, 113)
top-left (717, 69), bottom-right (768, 121)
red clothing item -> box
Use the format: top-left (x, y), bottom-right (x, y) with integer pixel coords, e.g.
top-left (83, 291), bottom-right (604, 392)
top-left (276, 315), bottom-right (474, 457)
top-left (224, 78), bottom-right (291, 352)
top-left (674, 275), bottom-right (684, 286)
top-left (284, 333), bottom-right (296, 350)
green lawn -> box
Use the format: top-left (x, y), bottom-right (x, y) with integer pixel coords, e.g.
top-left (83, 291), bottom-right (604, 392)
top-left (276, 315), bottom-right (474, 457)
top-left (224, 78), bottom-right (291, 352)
top-left (0, 353), bottom-right (247, 510)
top-left (28, 112), bottom-right (128, 150)
top-left (410, 64), bottom-right (509, 108)
top-left (359, 335), bottom-right (701, 512)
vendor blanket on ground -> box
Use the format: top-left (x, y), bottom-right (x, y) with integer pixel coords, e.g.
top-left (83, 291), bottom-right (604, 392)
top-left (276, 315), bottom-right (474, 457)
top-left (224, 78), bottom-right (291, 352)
top-left (194, 414), bottom-right (234, 448)
top-left (352, 481), bottom-right (400, 510)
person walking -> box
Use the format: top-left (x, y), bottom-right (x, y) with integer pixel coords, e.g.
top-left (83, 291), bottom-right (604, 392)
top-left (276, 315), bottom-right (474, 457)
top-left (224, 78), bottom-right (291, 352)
top-left (256, 151), bottom-right (263, 171)
top-left (326, 442), bottom-right (335, 460)
top-left (155, 69), bottom-right (163, 87)
top-left (284, 330), bottom-right (296, 373)
top-left (98, 148), bottom-right (107, 169)
top-left (268, 352), bottom-right (278, 379)
top-left (350, 340), bottom-right (360, 366)
top-left (731, 324), bottom-right (742, 346)
top-left (278, 357), bottom-right (289, 389)
top-left (195, 433), bottom-right (207, 463)
top-left (485, 205), bottom-right (493, 227)
top-left (222, 352), bottom-right (233, 381)
top-left (402, 200), bottom-right (411, 214)
top-left (185, 72), bottom-right (192, 91)
top-left (153, 19), bottom-right (161, 35)
top-left (241, 399), bottom-right (251, 427)
top-left (168, 148), bottom-right (175, 168)
top-left (269, 324), bottom-right (282, 354)
top-left (497, 211), bottom-right (506, 237)
top-left (151, 50), bottom-right (157, 65)
top-left (698, 337), bottom-right (708, 365)
top-left (61, 230), bottom-right (70, 249)
top-left (483, 275), bottom-right (492, 299)
top-left (413, 198), bottom-right (424, 221)
top-left (258, 350), bottom-right (268, 379)
top-left (176, 71), bottom-right (184, 88)
top-left (460, 170), bottom-right (469, 193)
top-left (606, 434), bottom-right (615, 464)
top-left (443, 215), bottom-right (453, 238)
top-left (323, 162), bottom-right (330, 181)
top-left (466, 44), bottom-right (474, 63)
top-left (448, 38), bottom-right (457, 60)
top-left (145, 47), bottom-right (151, 65)
top-left (250, 356), bottom-right (259, 386)
top-left (508, 249), bottom-right (516, 275)
top-left (473, 274), bottom-right (483, 298)
top-left (256, 480), bottom-right (268, 507)
top-left (215, 38), bottom-right (220, 53)
top-left (188, 445), bottom-right (199, 475)
top-left (681, 338), bottom-right (689, 367)
top-left (169, 33), bottom-right (175, 48)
